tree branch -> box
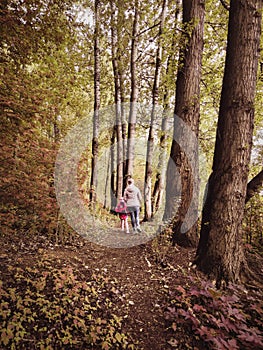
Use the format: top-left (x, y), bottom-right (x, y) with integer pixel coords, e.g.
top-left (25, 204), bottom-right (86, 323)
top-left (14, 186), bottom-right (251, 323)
top-left (137, 21), bottom-right (161, 37)
top-left (245, 169), bottom-right (263, 203)
top-left (220, 0), bottom-right (230, 11)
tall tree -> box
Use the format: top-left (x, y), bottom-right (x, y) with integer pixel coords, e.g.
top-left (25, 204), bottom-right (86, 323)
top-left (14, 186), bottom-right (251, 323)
top-left (152, 54), bottom-right (174, 216)
top-left (144, 0), bottom-right (168, 221)
top-left (90, 0), bottom-right (101, 204)
top-left (117, 0), bottom-right (129, 192)
top-left (110, 0), bottom-right (123, 200)
top-left (126, 0), bottom-right (139, 177)
top-left (164, 0), bottom-right (205, 246)
top-left (195, 0), bottom-right (262, 286)
top-left (152, 3), bottom-right (180, 216)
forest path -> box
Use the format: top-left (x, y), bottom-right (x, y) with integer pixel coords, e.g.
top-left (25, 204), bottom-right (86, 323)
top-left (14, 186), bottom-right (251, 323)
top-left (0, 229), bottom-right (195, 349)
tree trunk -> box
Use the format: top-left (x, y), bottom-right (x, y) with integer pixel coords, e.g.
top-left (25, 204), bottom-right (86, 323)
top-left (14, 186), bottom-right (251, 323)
top-left (195, 0), bottom-right (262, 286)
top-left (110, 0), bottom-right (123, 200)
top-left (120, 73), bottom-right (128, 191)
top-left (116, 0), bottom-right (128, 192)
top-left (90, 0), bottom-right (101, 204)
top-left (152, 113), bottom-right (169, 215)
top-left (144, 0), bottom-right (167, 221)
top-left (126, 0), bottom-right (139, 178)
top-left (152, 5), bottom-right (180, 216)
top-left (104, 148), bottom-right (111, 209)
top-left (110, 127), bottom-right (116, 209)
top-left (164, 0), bottom-right (205, 247)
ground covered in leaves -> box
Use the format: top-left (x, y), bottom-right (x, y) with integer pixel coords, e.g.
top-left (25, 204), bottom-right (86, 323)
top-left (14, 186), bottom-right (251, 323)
top-left (0, 230), bottom-right (263, 350)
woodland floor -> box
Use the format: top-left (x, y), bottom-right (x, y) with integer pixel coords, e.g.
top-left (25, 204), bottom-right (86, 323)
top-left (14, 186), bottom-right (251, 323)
top-left (0, 224), bottom-right (263, 350)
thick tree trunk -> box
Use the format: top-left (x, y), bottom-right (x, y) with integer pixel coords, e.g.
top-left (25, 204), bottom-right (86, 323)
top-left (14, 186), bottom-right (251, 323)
top-left (126, 0), bottom-right (139, 178)
top-left (90, 0), bottom-right (100, 204)
top-left (144, 0), bottom-right (167, 221)
top-left (164, 0), bottom-right (205, 247)
top-left (195, 0), bottom-right (262, 286)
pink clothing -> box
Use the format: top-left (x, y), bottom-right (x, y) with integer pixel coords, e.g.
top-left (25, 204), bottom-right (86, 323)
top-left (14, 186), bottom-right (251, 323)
top-left (115, 199), bottom-right (127, 213)
top-left (115, 198), bottom-right (129, 233)
top-left (119, 213), bottom-right (128, 220)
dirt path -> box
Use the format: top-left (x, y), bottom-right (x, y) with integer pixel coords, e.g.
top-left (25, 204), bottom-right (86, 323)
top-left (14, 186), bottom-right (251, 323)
top-left (0, 231), bottom-right (195, 349)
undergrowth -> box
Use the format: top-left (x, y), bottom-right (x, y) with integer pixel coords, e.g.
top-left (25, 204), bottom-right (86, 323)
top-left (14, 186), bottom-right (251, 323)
top-left (165, 278), bottom-right (263, 350)
top-left (0, 255), bottom-right (134, 350)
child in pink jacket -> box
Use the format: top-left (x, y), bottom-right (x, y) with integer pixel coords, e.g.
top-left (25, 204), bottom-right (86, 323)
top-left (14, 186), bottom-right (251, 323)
top-left (115, 197), bottom-right (129, 233)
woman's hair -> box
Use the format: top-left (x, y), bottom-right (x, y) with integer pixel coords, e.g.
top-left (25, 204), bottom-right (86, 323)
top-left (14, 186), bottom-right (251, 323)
top-left (127, 178), bottom-right (134, 185)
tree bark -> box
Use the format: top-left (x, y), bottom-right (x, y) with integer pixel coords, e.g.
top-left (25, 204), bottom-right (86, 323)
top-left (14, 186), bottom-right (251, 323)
top-left (144, 0), bottom-right (167, 221)
top-left (195, 0), bottom-right (262, 286)
top-left (126, 0), bottom-right (139, 178)
top-left (90, 0), bottom-right (101, 204)
top-left (164, 0), bottom-right (205, 247)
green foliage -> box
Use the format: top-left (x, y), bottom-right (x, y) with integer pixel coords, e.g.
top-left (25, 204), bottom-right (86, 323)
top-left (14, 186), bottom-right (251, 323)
top-left (243, 194), bottom-right (263, 252)
top-left (0, 257), bottom-right (132, 349)
top-left (0, 122), bottom-right (58, 236)
top-left (0, 0), bottom-right (95, 239)
top-left (165, 280), bottom-right (263, 349)
top-left (0, 0), bottom-right (78, 66)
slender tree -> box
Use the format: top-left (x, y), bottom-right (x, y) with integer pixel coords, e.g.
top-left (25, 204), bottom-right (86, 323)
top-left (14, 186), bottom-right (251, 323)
top-left (152, 3), bottom-right (180, 216)
top-left (117, 1), bottom-right (129, 191)
top-left (152, 59), bottom-right (172, 216)
top-left (110, 128), bottom-right (116, 209)
top-left (164, 0), bottom-right (205, 246)
top-left (126, 0), bottom-right (139, 177)
top-left (90, 0), bottom-right (101, 204)
top-left (110, 0), bottom-right (123, 200)
top-left (195, 0), bottom-right (262, 286)
top-left (144, 0), bottom-right (168, 221)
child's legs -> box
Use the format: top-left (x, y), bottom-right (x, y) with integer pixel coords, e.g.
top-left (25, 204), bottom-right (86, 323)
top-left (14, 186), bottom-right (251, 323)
top-left (121, 219), bottom-right (124, 229)
top-left (125, 217), bottom-right (129, 232)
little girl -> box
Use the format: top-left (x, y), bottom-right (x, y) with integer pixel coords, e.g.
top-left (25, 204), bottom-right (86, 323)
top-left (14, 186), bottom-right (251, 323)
top-left (115, 197), bottom-right (129, 233)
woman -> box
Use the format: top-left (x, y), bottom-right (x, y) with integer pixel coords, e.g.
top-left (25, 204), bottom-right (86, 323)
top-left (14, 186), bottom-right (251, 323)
top-left (124, 178), bottom-right (142, 233)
